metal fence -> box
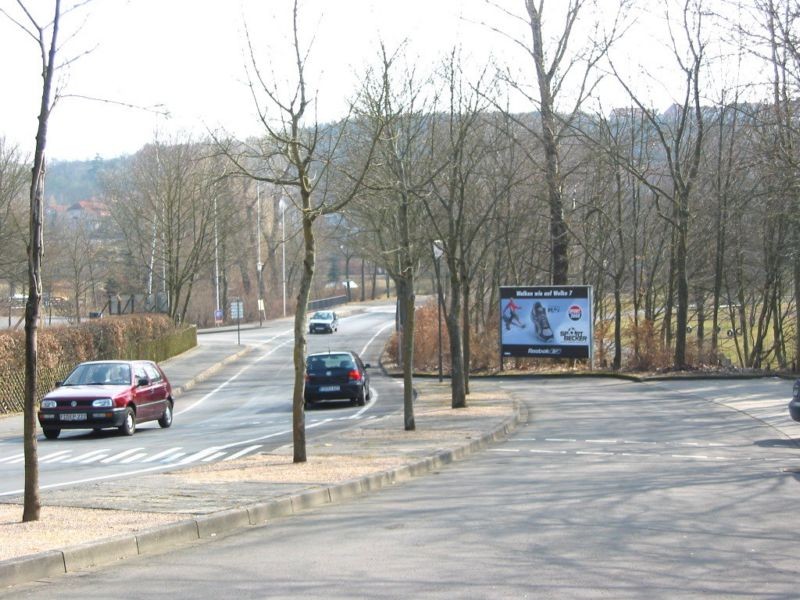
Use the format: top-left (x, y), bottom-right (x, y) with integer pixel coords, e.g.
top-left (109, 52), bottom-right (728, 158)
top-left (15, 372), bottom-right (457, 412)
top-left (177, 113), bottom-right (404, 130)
top-left (308, 295), bottom-right (348, 311)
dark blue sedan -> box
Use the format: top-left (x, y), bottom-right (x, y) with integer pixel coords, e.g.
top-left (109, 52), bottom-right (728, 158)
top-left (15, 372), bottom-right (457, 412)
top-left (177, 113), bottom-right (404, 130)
top-left (304, 351), bottom-right (370, 407)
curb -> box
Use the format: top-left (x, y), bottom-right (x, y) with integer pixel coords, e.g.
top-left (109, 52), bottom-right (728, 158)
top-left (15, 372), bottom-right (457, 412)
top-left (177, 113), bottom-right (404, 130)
top-left (0, 400), bottom-right (522, 589)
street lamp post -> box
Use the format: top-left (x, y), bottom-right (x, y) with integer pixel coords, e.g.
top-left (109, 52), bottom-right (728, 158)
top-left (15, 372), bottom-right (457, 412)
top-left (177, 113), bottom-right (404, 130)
top-left (256, 186), bottom-right (263, 327)
top-left (279, 198), bottom-right (286, 317)
top-left (214, 196), bottom-right (220, 325)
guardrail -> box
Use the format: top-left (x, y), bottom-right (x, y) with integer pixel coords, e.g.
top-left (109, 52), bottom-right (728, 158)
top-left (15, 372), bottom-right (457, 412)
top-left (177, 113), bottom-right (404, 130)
top-left (308, 295), bottom-right (348, 311)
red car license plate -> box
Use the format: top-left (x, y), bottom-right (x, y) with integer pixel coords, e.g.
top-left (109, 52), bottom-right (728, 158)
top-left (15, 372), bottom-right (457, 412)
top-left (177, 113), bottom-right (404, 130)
top-left (61, 413), bottom-right (87, 421)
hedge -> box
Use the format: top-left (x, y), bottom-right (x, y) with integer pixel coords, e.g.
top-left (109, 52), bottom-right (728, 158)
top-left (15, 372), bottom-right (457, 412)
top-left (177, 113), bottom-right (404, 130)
top-left (0, 315), bottom-right (197, 414)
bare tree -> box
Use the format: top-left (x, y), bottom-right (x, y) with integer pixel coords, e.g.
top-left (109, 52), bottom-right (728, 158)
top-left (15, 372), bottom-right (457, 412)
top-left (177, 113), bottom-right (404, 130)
top-left (346, 43), bottom-right (440, 430)
top-left (50, 215), bottom-right (102, 323)
top-left (103, 138), bottom-right (222, 323)
top-left (487, 1), bottom-right (624, 285)
top-left (2, 0), bottom-right (63, 522)
top-left (607, 0), bottom-right (707, 367)
top-left (422, 51), bottom-right (499, 406)
top-left (217, 0), bottom-right (382, 458)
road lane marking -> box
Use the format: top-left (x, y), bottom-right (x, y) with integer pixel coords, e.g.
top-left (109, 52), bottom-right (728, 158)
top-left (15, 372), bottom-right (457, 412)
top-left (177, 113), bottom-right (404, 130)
top-left (0, 453), bottom-right (24, 464)
top-left (37, 450), bottom-right (72, 463)
top-left (360, 321), bottom-right (395, 357)
top-left (671, 454), bottom-right (711, 459)
top-left (224, 445), bottom-right (262, 461)
top-left (178, 447), bottom-right (223, 464)
top-left (202, 452), bottom-right (227, 462)
top-left (81, 453), bottom-right (110, 464)
top-left (141, 447), bottom-right (183, 463)
top-left (175, 336), bottom-right (294, 417)
top-left (120, 453), bottom-right (148, 464)
top-left (100, 448), bottom-right (145, 464)
top-left (63, 449), bottom-right (110, 463)
top-left (161, 452), bottom-right (186, 463)
top-left (545, 438), bottom-right (576, 442)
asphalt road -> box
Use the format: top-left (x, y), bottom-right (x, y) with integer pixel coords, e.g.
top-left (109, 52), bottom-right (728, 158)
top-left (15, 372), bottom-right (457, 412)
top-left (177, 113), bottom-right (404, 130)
top-left (4, 376), bottom-right (798, 598)
top-left (0, 306), bottom-right (396, 498)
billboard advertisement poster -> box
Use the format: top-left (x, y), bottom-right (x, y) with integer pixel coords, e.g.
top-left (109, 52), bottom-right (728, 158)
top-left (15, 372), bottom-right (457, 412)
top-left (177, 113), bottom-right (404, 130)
top-left (500, 285), bottom-right (593, 360)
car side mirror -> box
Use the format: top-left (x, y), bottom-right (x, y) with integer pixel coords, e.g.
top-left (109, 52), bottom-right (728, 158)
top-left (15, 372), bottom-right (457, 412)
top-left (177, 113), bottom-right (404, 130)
top-left (55, 381), bottom-right (62, 387)
top-left (137, 377), bottom-right (149, 387)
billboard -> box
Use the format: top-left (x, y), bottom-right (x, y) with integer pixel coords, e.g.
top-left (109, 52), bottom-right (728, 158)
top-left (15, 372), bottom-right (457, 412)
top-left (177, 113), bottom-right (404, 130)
top-left (500, 285), bottom-right (593, 360)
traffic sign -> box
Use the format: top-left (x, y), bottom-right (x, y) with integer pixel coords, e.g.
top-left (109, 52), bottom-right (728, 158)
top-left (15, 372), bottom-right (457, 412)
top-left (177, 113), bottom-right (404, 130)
top-left (230, 300), bottom-right (244, 320)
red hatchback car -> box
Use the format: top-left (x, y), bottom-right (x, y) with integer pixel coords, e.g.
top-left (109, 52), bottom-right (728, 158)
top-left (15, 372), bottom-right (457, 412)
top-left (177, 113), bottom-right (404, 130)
top-left (38, 360), bottom-right (174, 439)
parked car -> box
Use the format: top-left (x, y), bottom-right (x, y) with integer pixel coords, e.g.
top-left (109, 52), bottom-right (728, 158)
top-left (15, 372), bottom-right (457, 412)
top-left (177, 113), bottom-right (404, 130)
top-left (304, 350), bottom-right (370, 407)
top-left (308, 310), bottom-right (339, 334)
top-left (38, 360), bottom-right (174, 439)
top-left (790, 379), bottom-right (800, 422)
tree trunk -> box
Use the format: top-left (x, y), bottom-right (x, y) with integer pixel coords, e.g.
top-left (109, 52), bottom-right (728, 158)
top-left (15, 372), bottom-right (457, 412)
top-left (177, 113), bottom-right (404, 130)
top-left (396, 277), bottom-right (416, 431)
top-left (292, 195), bottom-right (315, 463)
top-left (462, 279), bottom-right (471, 396)
top-left (447, 269), bottom-right (466, 409)
top-left (23, 165), bottom-right (44, 523)
top-left (613, 275), bottom-right (623, 370)
top-left (795, 251), bottom-right (800, 371)
top-left (528, 2), bottom-right (569, 285)
top-left (674, 204), bottom-right (689, 368)
top-left (360, 260), bottom-right (366, 302)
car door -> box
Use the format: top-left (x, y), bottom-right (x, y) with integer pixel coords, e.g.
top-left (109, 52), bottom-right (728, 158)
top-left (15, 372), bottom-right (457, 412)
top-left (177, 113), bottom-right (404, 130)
top-left (132, 364), bottom-right (155, 421)
top-left (142, 363), bottom-right (167, 421)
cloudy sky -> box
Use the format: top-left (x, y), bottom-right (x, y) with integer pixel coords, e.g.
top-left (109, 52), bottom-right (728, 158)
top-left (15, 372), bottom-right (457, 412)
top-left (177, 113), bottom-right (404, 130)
top-left (0, 1), bottom-right (752, 162)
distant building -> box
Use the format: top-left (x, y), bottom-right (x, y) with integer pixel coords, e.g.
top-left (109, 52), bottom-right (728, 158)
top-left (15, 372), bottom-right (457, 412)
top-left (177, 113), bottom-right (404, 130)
top-left (66, 199), bottom-right (110, 221)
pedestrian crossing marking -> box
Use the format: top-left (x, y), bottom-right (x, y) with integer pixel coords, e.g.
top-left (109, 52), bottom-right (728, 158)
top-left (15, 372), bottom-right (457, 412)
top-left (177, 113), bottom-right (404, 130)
top-left (0, 443), bottom-right (268, 467)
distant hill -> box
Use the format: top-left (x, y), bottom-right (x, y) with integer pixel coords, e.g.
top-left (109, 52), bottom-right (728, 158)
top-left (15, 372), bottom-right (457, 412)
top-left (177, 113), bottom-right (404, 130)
top-left (45, 156), bottom-right (125, 206)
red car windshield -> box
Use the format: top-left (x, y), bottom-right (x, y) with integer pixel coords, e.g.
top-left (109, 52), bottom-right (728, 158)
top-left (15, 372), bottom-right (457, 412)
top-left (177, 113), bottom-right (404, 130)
top-left (62, 363), bottom-right (131, 386)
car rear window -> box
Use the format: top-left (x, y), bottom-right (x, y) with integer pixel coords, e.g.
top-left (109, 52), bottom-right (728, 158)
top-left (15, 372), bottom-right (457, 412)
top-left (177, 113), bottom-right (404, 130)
top-left (307, 355), bottom-right (354, 372)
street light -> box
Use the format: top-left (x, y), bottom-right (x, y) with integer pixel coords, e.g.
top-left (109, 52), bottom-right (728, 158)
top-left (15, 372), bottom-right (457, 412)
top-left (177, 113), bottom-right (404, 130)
top-left (279, 198), bottom-right (287, 317)
top-left (256, 186), bottom-right (264, 327)
top-left (340, 244), bottom-right (351, 302)
top-left (213, 196), bottom-right (221, 325)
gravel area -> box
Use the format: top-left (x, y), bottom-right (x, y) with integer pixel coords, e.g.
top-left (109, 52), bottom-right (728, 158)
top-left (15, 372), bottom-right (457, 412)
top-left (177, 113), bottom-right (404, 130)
top-left (0, 505), bottom-right (179, 561)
